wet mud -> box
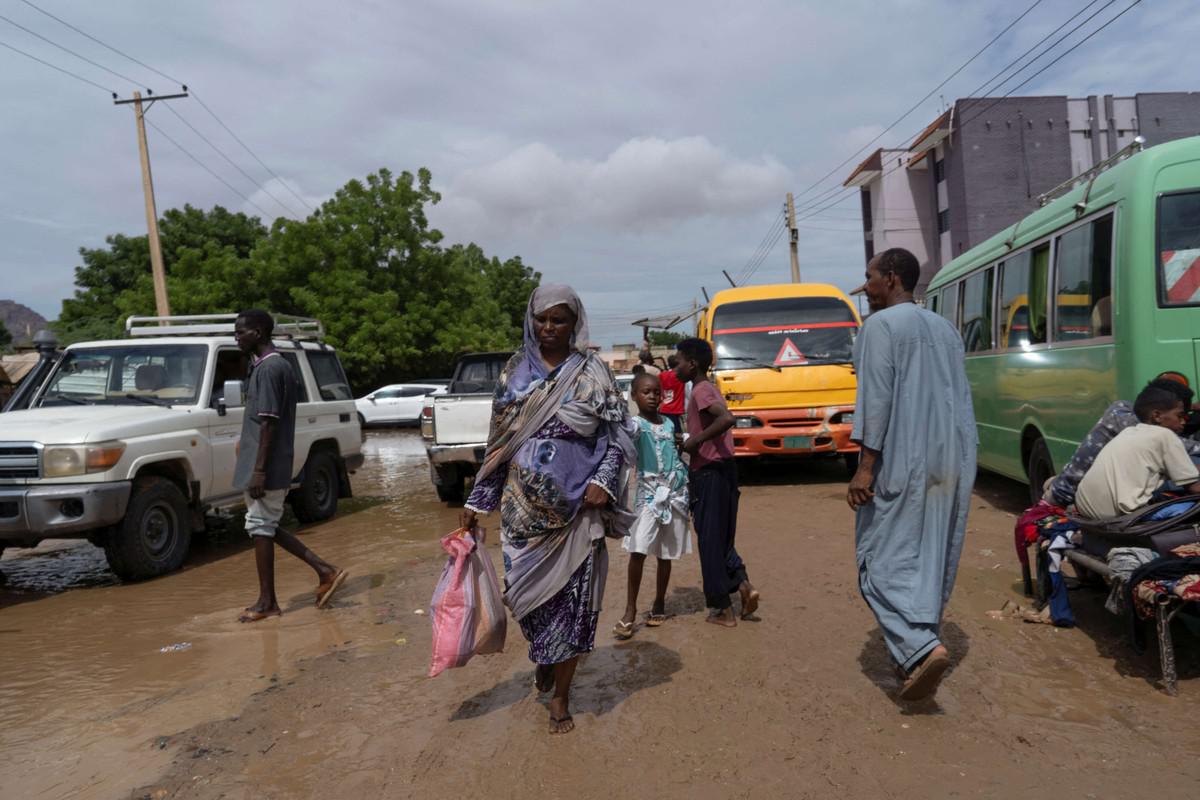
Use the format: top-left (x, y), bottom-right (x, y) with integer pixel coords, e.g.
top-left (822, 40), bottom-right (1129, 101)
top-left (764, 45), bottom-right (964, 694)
top-left (2, 434), bottom-right (1199, 799)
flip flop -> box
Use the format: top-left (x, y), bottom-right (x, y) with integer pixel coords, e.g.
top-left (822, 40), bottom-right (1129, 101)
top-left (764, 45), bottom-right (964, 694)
top-left (899, 646), bottom-right (951, 701)
top-left (645, 612), bottom-right (668, 627)
top-left (612, 620), bottom-right (635, 640)
top-left (238, 609), bottom-right (281, 623)
top-left (740, 589), bottom-right (760, 620)
top-left (549, 714), bottom-right (574, 735)
top-left (316, 569), bottom-right (348, 608)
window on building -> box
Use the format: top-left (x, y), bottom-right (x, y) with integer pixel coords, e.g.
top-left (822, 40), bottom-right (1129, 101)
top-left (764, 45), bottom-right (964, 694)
top-left (864, 238), bottom-right (875, 263)
top-left (998, 243), bottom-right (1050, 348)
top-left (960, 268), bottom-right (995, 353)
top-left (938, 282), bottom-right (960, 329)
top-left (1054, 214), bottom-right (1114, 341)
top-left (937, 208), bottom-right (950, 235)
top-left (934, 158), bottom-right (945, 183)
top-left (860, 189), bottom-right (873, 232)
top-left (307, 350), bottom-right (354, 401)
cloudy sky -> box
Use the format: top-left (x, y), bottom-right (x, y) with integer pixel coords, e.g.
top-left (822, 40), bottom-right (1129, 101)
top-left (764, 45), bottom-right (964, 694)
top-left (1, 0), bottom-right (1195, 344)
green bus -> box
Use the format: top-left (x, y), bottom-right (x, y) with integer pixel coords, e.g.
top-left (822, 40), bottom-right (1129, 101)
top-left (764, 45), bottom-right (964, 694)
top-left (925, 135), bottom-right (1200, 502)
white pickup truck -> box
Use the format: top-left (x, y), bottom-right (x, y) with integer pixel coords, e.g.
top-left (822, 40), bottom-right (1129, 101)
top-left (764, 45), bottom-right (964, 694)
top-left (0, 314), bottom-right (363, 581)
top-left (422, 351), bottom-right (511, 503)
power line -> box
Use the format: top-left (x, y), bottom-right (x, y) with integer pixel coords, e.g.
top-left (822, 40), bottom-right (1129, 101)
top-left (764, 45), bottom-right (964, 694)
top-left (163, 104), bottom-right (300, 217)
top-left (15, 0), bottom-right (314, 214)
top-left (18, 0), bottom-right (183, 84)
top-left (0, 36), bottom-right (113, 94)
top-left (742, 222), bottom-right (789, 283)
top-left (145, 119), bottom-right (273, 219)
top-left (795, 0), bottom-right (1142, 227)
top-left (0, 12), bottom-right (145, 89)
top-left (734, 210), bottom-right (786, 284)
top-left (790, 0), bottom-right (1045, 206)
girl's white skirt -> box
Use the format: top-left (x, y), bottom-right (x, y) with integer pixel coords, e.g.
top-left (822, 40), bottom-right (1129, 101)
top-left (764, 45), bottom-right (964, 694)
top-left (623, 505), bottom-right (692, 560)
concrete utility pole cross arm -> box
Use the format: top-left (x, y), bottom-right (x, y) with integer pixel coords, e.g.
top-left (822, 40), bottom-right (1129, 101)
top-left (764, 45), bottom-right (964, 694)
top-left (114, 89), bottom-right (189, 318)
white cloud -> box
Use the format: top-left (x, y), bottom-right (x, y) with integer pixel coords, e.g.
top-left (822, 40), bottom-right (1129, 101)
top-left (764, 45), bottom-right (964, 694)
top-left (434, 136), bottom-right (790, 238)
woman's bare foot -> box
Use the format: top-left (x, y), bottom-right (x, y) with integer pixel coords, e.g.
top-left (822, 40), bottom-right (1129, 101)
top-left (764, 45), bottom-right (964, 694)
top-left (739, 581), bottom-right (760, 619)
top-left (534, 664), bottom-right (555, 693)
top-left (548, 696), bottom-right (574, 734)
top-left (705, 608), bottom-right (737, 627)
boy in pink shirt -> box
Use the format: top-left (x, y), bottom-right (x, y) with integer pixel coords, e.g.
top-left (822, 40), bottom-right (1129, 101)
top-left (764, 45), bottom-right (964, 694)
top-left (675, 338), bottom-right (760, 627)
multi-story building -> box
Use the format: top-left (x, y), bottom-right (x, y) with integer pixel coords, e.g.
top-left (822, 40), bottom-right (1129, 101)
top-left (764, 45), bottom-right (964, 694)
top-left (844, 92), bottom-right (1200, 295)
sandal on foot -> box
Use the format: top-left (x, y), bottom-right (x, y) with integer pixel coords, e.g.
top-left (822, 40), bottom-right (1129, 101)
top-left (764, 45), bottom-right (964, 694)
top-left (899, 646), bottom-right (951, 701)
top-left (612, 620), bottom-right (635, 640)
top-left (238, 609), bottom-right (281, 623)
top-left (549, 714), bottom-right (574, 734)
top-left (645, 612), bottom-right (668, 627)
top-left (740, 588), bottom-right (760, 619)
top-left (316, 569), bottom-right (348, 608)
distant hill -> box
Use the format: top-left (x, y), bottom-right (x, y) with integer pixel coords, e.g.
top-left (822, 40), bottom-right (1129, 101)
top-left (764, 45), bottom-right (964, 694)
top-left (0, 301), bottom-right (49, 347)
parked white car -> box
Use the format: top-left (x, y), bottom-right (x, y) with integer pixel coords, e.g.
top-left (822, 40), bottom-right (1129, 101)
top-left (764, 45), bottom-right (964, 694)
top-left (356, 383), bottom-right (447, 426)
top-left (0, 314), bottom-right (363, 581)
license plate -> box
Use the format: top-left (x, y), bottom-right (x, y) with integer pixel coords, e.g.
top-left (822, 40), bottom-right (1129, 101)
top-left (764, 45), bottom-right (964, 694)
top-left (783, 436), bottom-right (812, 450)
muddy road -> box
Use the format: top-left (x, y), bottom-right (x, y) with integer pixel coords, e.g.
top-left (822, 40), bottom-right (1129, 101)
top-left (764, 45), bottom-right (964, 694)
top-left (1, 431), bottom-right (1198, 799)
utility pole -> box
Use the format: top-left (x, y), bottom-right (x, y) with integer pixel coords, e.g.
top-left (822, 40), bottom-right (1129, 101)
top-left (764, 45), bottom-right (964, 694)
top-left (114, 89), bottom-right (189, 317)
top-left (786, 192), bottom-right (800, 283)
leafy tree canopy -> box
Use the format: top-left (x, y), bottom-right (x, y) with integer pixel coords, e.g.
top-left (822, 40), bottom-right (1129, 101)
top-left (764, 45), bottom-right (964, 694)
top-left (0, 323), bottom-right (11, 352)
top-left (647, 330), bottom-right (685, 347)
top-left (55, 168), bottom-right (540, 390)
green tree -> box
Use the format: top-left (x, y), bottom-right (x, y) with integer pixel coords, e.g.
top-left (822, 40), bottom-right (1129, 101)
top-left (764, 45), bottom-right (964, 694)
top-left (647, 330), bottom-right (685, 347)
top-left (55, 205), bottom-right (267, 342)
top-left (0, 323), bottom-right (11, 352)
top-left (54, 168), bottom-right (539, 390)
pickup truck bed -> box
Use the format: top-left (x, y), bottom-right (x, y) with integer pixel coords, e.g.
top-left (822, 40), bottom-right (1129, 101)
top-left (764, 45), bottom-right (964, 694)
top-left (425, 351), bottom-right (510, 503)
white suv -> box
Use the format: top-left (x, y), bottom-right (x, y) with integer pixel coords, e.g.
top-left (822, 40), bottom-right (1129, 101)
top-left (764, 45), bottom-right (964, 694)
top-left (0, 314), bottom-right (363, 581)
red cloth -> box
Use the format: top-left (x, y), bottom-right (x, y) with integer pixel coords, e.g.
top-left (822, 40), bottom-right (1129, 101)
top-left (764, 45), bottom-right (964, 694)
top-left (1014, 500), bottom-right (1063, 568)
top-left (659, 369), bottom-right (685, 415)
top-left (687, 380), bottom-right (735, 470)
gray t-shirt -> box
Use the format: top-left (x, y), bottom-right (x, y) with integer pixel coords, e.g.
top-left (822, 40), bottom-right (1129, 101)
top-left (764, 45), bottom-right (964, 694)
top-left (234, 351), bottom-right (298, 491)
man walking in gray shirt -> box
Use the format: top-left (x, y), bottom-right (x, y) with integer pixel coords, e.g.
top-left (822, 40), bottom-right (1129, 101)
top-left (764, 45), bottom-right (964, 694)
top-left (235, 310), bottom-right (346, 622)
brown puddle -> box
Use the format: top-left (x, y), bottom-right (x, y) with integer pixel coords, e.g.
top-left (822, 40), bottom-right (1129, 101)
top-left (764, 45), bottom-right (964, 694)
top-left (0, 430), bottom-right (461, 799)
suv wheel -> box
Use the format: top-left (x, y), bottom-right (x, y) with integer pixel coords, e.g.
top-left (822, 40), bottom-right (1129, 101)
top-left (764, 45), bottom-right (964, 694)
top-left (104, 477), bottom-right (192, 581)
top-left (292, 450), bottom-right (339, 523)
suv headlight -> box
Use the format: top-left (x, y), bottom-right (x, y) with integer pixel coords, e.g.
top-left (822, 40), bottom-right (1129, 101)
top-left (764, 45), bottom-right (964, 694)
top-left (830, 411), bottom-right (855, 426)
top-left (43, 441), bottom-right (126, 478)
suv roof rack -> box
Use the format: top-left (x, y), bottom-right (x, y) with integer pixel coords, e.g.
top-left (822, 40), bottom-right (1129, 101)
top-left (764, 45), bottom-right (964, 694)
top-left (125, 313), bottom-right (325, 340)
top-left (1037, 135), bottom-right (1145, 208)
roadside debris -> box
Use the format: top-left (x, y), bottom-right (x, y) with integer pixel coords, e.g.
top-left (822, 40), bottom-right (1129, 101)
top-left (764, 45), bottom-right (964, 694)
top-left (158, 642), bottom-right (192, 653)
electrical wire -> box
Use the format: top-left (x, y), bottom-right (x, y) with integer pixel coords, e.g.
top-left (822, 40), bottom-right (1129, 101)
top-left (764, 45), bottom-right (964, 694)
top-left (164, 104), bottom-right (300, 218)
top-left (741, 221), bottom-right (789, 283)
top-left (789, 0), bottom-right (1044, 206)
top-left (16, 0), bottom-right (315, 213)
top-left (0, 36), bottom-right (113, 94)
top-left (146, 119), bottom-right (273, 219)
top-left (0, 12), bottom-right (145, 89)
top-left (734, 211), bottom-right (786, 284)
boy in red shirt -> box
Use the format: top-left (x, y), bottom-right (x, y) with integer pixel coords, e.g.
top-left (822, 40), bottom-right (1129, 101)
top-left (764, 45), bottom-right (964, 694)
top-left (675, 338), bottom-right (760, 627)
top-left (659, 354), bottom-right (686, 437)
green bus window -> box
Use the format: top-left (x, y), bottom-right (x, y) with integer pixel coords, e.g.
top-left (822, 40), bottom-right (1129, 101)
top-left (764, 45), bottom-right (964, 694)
top-left (1054, 215), bottom-right (1113, 341)
top-left (999, 245), bottom-right (1050, 349)
top-left (961, 268), bottom-right (994, 352)
top-left (1159, 192), bottom-right (1200, 305)
top-left (927, 293), bottom-right (938, 315)
top-left (939, 282), bottom-right (959, 329)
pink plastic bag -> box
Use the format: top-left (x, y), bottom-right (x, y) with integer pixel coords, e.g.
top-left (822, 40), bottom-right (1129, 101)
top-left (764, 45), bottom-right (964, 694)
top-left (428, 527), bottom-right (507, 677)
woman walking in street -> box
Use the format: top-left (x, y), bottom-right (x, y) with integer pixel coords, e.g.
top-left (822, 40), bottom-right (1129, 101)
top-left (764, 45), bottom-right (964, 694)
top-left (460, 284), bottom-right (635, 734)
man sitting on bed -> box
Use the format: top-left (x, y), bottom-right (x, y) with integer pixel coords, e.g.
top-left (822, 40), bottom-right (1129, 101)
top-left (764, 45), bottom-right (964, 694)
top-left (1075, 385), bottom-right (1200, 520)
top-left (1045, 373), bottom-right (1200, 508)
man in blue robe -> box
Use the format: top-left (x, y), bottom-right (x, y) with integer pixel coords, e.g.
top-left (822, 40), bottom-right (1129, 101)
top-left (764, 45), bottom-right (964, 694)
top-left (847, 248), bottom-right (977, 701)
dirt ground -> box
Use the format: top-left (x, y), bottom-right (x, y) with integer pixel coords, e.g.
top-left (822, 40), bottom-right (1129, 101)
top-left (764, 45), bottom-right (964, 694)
top-left (3, 432), bottom-right (1199, 799)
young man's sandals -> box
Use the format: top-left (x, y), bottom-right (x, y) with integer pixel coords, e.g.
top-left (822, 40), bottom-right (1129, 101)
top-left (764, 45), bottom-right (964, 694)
top-left (549, 714), bottom-right (574, 734)
top-left (739, 585), bottom-right (760, 620)
top-left (316, 569), bottom-right (349, 608)
top-left (645, 612), bottom-right (668, 627)
top-left (612, 620), bottom-right (635, 640)
top-left (238, 609), bottom-right (281, 623)
top-left (899, 645), bottom-right (951, 701)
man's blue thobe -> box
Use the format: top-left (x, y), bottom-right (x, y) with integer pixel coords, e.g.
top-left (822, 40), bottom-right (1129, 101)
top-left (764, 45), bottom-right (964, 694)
top-left (851, 303), bottom-right (977, 671)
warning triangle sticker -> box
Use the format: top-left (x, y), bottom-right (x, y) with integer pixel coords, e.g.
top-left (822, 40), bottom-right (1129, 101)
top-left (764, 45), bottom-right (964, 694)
top-left (773, 337), bottom-right (807, 366)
